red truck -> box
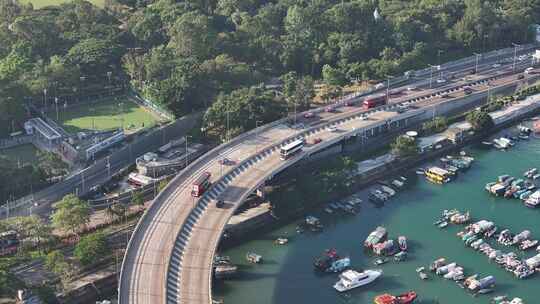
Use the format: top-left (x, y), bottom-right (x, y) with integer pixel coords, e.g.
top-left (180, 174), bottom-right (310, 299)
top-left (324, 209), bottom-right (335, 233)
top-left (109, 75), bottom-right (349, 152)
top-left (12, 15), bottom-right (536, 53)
top-left (191, 172), bottom-right (211, 197)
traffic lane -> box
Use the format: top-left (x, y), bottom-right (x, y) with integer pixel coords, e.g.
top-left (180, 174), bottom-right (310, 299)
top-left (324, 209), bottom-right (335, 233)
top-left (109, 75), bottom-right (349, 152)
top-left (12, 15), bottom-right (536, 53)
top-left (181, 152), bottom-right (284, 303)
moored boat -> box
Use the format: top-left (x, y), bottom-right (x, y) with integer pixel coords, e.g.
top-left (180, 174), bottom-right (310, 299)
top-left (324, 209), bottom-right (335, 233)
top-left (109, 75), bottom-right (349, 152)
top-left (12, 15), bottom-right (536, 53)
top-left (364, 226), bottom-right (388, 248)
top-left (333, 269), bottom-right (382, 292)
top-left (374, 291), bottom-right (417, 304)
top-left (398, 236), bottom-right (407, 251)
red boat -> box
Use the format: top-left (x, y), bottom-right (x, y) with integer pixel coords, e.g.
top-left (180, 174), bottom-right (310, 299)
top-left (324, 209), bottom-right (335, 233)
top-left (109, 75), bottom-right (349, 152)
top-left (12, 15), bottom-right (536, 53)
top-left (374, 291), bottom-right (417, 304)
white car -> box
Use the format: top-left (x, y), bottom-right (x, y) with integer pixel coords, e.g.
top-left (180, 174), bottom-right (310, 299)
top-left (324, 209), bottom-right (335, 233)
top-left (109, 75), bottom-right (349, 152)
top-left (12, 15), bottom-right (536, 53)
top-left (492, 63), bottom-right (501, 68)
top-left (407, 86), bottom-right (417, 91)
top-left (436, 78), bottom-right (447, 84)
top-left (327, 126), bottom-right (338, 132)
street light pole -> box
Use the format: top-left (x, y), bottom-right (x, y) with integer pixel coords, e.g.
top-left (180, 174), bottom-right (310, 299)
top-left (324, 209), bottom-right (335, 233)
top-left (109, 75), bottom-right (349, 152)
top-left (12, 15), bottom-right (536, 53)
top-left (255, 120), bottom-right (262, 153)
top-left (55, 97), bottom-right (59, 121)
top-left (474, 53), bottom-right (481, 74)
top-left (429, 65), bottom-right (434, 89)
top-left (43, 88), bottom-right (47, 110)
top-left (385, 75), bottom-right (392, 101)
top-left (106, 156), bottom-right (111, 178)
top-left (512, 43), bottom-right (519, 72)
top-left (185, 135), bottom-right (191, 169)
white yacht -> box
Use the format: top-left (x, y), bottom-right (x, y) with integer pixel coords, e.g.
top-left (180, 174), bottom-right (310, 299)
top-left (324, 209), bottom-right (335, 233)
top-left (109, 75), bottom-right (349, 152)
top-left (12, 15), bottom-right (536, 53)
top-left (333, 269), bottom-right (382, 292)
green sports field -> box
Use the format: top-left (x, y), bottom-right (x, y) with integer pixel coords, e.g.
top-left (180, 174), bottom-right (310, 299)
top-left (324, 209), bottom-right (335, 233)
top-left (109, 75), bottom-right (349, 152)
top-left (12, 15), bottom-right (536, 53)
top-left (20, 0), bottom-right (103, 8)
top-left (51, 97), bottom-right (165, 134)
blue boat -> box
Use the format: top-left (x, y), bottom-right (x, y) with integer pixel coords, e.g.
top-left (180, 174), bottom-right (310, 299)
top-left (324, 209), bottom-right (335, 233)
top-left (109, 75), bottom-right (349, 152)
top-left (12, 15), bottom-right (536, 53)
top-left (514, 189), bottom-right (528, 198)
top-left (326, 257), bottom-right (351, 273)
top-left (520, 190), bottom-right (532, 200)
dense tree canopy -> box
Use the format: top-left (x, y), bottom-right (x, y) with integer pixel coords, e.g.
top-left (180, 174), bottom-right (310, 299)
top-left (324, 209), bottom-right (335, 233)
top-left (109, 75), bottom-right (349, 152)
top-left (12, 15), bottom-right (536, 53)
top-left (1, 0), bottom-right (538, 132)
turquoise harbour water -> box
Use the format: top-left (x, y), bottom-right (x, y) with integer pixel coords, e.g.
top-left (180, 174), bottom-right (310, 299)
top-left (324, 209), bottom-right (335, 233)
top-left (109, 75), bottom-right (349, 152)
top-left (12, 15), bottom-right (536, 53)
top-left (214, 130), bottom-right (540, 303)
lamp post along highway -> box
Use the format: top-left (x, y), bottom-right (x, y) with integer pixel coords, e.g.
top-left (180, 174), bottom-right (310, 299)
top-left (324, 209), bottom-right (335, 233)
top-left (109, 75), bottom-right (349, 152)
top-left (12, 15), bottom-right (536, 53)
top-left (185, 135), bottom-right (192, 169)
top-left (429, 65), bottom-right (434, 88)
top-left (55, 97), bottom-right (59, 121)
top-left (386, 75), bottom-right (393, 101)
top-left (474, 53), bottom-right (481, 74)
top-left (512, 43), bottom-right (519, 72)
top-left (255, 120), bottom-right (263, 153)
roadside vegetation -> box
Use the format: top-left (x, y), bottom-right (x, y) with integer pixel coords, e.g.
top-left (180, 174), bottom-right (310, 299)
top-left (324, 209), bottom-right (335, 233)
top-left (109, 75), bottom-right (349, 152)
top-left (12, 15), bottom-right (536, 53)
top-left (421, 116), bottom-right (449, 136)
top-left (391, 135), bottom-right (419, 158)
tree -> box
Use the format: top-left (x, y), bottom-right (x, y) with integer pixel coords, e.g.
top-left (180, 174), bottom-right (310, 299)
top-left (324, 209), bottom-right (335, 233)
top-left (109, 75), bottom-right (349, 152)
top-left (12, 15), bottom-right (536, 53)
top-left (466, 110), bottom-right (494, 131)
top-left (37, 151), bottom-right (67, 177)
top-left (66, 38), bottom-right (121, 74)
top-left (4, 215), bottom-right (52, 252)
top-left (45, 250), bottom-right (66, 274)
top-left (157, 179), bottom-right (169, 193)
top-left (44, 249), bottom-right (73, 292)
top-left (322, 64), bottom-right (347, 86)
top-left (51, 194), bottom-right (91, 235)
top-left (391, 135), bottom-right (418, 158)
top-left (74, 232), bottom-right (109, 266)
top-left (422, 116), bottom-right (448, 135)
top-left (281, 72), bottom-right (314, 111)
top-left (132, 190), bottom-right (144, 210)
top-left (167, 12), bottom-right (216, 59)
top-left (203, 87), bottom-right (286, 141)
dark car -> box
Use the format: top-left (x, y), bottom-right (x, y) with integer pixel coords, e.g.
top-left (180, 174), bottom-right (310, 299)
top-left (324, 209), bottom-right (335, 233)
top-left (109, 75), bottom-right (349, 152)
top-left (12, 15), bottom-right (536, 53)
top-left (218, 158), bottom-right (235, 166)
top-left (517, 74), bottom-right (525, 80)
top-left (216, 200), bottom-right (225, 208)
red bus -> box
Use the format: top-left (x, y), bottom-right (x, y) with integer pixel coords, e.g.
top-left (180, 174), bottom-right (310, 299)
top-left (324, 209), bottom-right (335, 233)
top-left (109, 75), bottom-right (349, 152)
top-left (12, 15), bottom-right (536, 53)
top-left (363, 94), bottom-right (387, 109)
top-left (192, 172), bottom-right (211, 197)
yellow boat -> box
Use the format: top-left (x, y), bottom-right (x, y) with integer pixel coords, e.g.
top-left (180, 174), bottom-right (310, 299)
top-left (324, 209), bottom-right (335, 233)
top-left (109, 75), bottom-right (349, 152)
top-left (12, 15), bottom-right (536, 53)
top-left (425, 167), bottom-right (451, 184)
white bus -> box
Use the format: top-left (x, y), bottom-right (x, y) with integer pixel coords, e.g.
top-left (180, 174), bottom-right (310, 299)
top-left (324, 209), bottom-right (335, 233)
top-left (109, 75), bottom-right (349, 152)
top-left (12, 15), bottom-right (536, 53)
top-left (280, 139), bottom-right (304, 160)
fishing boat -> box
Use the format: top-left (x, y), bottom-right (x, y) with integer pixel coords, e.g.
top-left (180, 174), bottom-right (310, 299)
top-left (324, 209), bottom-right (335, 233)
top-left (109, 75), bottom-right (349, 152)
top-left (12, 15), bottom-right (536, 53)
top-left (394, 251), bottom-right (407, 262)
top-left (436, 262), bottom-right (457, 275)
top-left (450, 211), bottom-right (470, 224)
top-left (374, 258), bottom-right (388, 266)
top-left (246, 252), bottom-right (263, 263)
top-left (274, 237), bottom-right (289, 245)
top-left (419, 272), bottom-right (428, 280)
top-left (364, 226), bottom-right (388, 248)
top-left (324, 207), bottom-right (333, 214)
top-left (333, 269), bottom-right (383, 292)
top-left (214, 263), bottom-right (238, 279)
top-left (398, 236), bottom-right (407, 251)
top-left (373, 291), bottom-right (417, 304)
top-left (425, 167), bottom-right (452, 184)
top-left (520, 239), bottom-right (538, 250)
top-left (391, 179), bottom-right (404, 188)
top-left (524, 191), bottom-right (540, 208)
top-left (438, 221), bottom-right (448, 229)
top-left (381, 186), bottom-right (396, 197)
top-left (429, 258), bottom-right (446, 272)
top-left (415, 168), bottom-right (425, 175)
top-left (477, 288), bottom-right (494, 295)
top-left (492, 295), bottom-right (508, 303)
